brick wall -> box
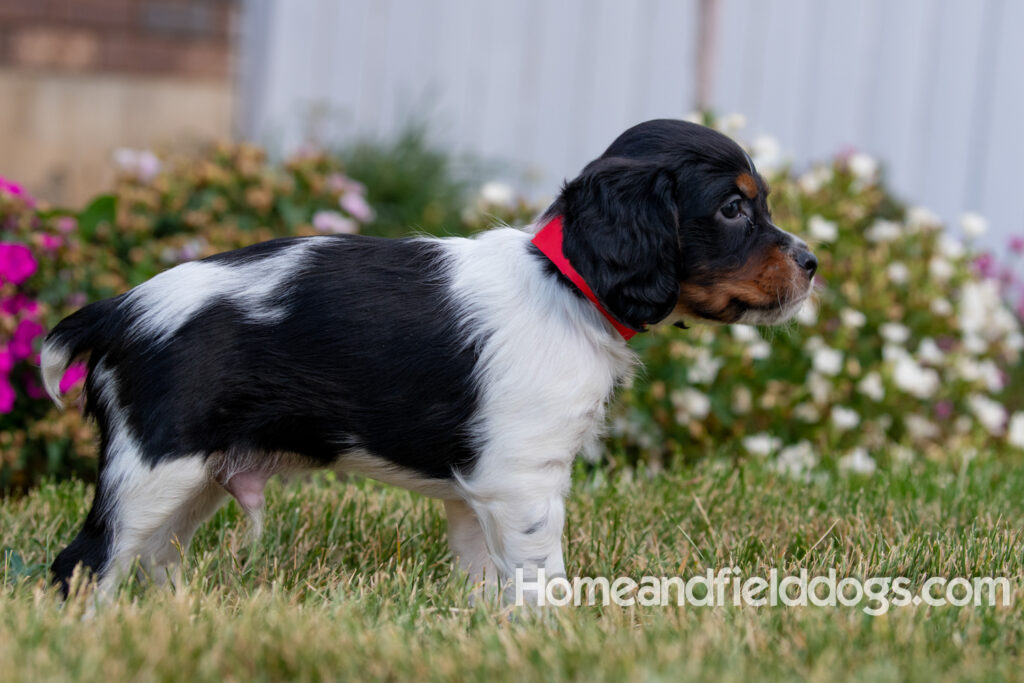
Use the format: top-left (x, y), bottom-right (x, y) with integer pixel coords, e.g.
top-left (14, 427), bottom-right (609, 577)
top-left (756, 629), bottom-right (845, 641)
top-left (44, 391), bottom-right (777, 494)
top-left (0, 0), bottom-right (239, 205)
top-left (0, 0), bottom-right (236, 78)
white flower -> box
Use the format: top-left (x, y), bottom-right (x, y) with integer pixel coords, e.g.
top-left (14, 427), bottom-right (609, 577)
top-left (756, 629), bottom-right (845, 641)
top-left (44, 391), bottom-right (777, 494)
top-left (831, 406), bottom-right (860, 431)
top-left (916, 338), bottom-right (945, 365)
top-left (480, 181), bottom-right (515, 207)
top-left (312, 210), bottom-right (358, 234)
top-left (840, 308), bottom-right (866, 328)
top-left (848, 153), bottom-right (878, 183)
top-left (905, 414), bottom-right (940, 440)
top-left (979, 360), bottom-right (1005, 392)
top-left (719, 113), bottom-right (747, 134)
top-left (796, 299), bottom-right (818, 326)
top-left (938, 235), bottom-right (965, 259)
top-left (732, 386), bottom-right (752, 415)
top-left (731, 325), bottom-right (760, 343)
top-left (865, 219), bottom-right (901, 242)
top-left (774, 441), bottom-right (818, 477)
top-left (893, 356), bottom-right (940, 399)
top-left (857, 372), bottom-right (885, 402)
top-left (1008, 412), bottom-right (1024, 450)
top-left (812, 347), bottom-right (843, 376)
top-left (794, 403), bottom-right (821, 422)
top-left (807, 372), bottom-right (832, 404)
top-left (798, 165), bottom-right (833, 194)
top-left (955, 415), bottom-right (974, 434)
top-left (960, 212), bottom-right (988, 238)
top-left (751, 135), bottom-right (783, 172)
top-left (880, 322), bottom-right (911, 345)
top-left (748, 341), bottom-right (771, 360)
top-left (113, 147), bottom-right (162, 182)
top-left (671, 388), bottom-right (711, 421)
top-left (907, 414), bottom-right (942, 440)
top-left (743, 433), bottom-right (781, 457)
top-left (930, 297), bottom-right (953, 316)
top-left (906, 206), bottom-right (940, 231)
top-left (807, 215), bottom-right (838, 242)
top-left (928, 256), bottom-right (954, 282)
top-left (687, 348), bottom-right (723, 385)
top-left (839, 448), bottom-right (876, 476)
top-left (959, 280), bottom-right (1022, 345)
top-left (887, 262), bottom-right (909, 284)
top-left (968, 394), bottom-right (1006, 435)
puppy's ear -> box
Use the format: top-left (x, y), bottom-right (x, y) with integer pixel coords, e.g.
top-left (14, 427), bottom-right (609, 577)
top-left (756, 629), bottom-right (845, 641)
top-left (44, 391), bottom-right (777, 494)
top-left (559, 157), bottom-right (680, 331)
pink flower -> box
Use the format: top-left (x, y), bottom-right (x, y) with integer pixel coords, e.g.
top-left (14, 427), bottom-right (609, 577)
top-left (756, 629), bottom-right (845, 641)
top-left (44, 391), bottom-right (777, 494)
top-left (59, 362), bottom-right (88, 393)
top-left (1008, 235), bottom-right (1024, 255)
top-left (935, 400), bottom-right (953, 420)
top-left (972, 252), bottom-right (997, 279)
top-left (41, 234), bottom-right (62, 250)
top-left (326, 173), bottom-right (367, 197)
top-left (312, 210), bottom-right (358, 235)
top-left (0, 176), bottom-right (35, 206)
top-left (339, 192), bottom-right (374, 222)
top-left (0, 350), bottom-right (12, 373)
top-left (0, 243), bottom-right (37, 285)
top-left (0, 375), bottom-right (14, 413)
top-left (55, 216), bottom-right (78, 234)
top-left (9, 319), bottom-right (45, 360)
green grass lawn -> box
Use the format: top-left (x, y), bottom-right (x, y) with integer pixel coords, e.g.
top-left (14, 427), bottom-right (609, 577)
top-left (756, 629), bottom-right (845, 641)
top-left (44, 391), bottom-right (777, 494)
top-left (3, 455), bottom-right (1023, 682)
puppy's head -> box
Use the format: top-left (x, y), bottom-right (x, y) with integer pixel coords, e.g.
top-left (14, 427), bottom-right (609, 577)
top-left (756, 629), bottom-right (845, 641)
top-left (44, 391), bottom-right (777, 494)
top-left (548, 119), bottom-right (817, 331)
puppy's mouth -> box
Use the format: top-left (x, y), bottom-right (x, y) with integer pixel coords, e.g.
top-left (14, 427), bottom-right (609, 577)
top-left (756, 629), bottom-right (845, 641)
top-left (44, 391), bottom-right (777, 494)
top-left (673, 245), bottom-right (817, 326)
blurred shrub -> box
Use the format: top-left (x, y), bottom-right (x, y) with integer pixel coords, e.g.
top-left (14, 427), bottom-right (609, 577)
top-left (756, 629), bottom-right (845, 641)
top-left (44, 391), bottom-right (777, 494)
top-left (338, 124), bottom-right (479, 238)
top-left (0, 145), bottom-right (373, 491)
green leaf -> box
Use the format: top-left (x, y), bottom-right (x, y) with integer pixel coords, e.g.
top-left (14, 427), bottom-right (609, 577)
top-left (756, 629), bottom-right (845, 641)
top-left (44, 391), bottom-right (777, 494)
top-left (77, 194), bottom-right (117, 239)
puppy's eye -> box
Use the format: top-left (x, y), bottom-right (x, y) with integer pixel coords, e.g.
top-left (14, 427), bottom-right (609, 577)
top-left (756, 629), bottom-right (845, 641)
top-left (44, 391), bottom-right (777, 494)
top-left (720, 199), bottom-right (742, 219)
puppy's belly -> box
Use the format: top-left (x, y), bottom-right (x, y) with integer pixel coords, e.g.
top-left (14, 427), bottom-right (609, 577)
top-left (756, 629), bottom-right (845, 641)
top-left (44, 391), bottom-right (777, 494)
top-left (335, 450), bottom-right (461, 499)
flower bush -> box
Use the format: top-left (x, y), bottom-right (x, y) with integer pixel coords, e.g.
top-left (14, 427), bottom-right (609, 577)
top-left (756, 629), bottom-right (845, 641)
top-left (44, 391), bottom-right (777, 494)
top-left (0, 145), bottom-right (374, 490)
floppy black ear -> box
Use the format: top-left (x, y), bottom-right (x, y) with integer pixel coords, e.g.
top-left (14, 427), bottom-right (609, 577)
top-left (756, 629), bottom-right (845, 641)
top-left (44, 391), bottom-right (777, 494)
top-left (558, 157), bottom-right (681, 331)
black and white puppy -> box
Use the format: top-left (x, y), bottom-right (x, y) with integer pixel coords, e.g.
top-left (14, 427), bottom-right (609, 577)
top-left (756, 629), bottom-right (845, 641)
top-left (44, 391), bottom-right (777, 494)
top-left (43, 119), bottom-right (816, 601)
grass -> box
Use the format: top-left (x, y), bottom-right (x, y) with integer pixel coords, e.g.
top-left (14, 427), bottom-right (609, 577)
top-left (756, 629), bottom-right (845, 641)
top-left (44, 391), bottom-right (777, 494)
top-left (2, 454), bottom-right (1024, 682)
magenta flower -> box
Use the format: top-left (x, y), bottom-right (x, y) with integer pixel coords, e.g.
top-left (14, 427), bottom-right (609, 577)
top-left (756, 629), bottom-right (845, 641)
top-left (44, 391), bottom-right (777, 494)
top-left (0, 175), bottom-right (35, 207)
top-left (935, 400), bottom-right (954, 420)
top-left (9, 319), bottom-right (45, 360)
top-left (1, 294), bottom-right (38, 315)
top-left (972, 252), bottom-right (997, 279)
top-left (59, 362), bottom-right (88, 393)
top-left (41, 234), bottom-right (62, 250)
top-left (0, 375), bottom-right (14, 413)
top-left (24, 374), bottom-right (45, 400)
top-left (0, 349), bottom-right (12, 374)
top-left (0, 243), bottom-right (37, 285)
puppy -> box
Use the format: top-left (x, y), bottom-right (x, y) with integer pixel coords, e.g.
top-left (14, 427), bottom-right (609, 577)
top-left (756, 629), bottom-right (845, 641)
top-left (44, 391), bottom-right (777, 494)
top-left (42, 119), bottom-right (816, 602)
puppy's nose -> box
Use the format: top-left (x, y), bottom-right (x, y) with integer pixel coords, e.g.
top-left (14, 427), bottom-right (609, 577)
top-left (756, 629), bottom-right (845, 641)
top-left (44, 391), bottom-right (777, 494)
top-left (794, 248), bottom-right (818, 278)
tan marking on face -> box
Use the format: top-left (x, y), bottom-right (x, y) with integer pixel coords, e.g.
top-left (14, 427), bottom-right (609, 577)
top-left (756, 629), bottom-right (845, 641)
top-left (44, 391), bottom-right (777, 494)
top-left (674, 245), bottom-right (805, 322)
top-left (736, 173), bottom-right (758, 199)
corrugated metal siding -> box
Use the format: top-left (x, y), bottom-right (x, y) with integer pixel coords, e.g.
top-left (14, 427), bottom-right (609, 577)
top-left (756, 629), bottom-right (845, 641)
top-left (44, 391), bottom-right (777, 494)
top-left (240, 0), bottom-right (1023, 248)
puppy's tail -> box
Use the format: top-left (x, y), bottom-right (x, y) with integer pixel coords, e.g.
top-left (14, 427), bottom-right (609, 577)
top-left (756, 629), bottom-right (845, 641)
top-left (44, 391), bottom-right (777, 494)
top-left (40, 297), bottom-right (123, 407)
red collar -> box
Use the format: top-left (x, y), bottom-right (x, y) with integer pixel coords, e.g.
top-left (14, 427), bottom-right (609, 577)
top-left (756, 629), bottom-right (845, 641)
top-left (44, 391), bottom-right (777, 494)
top-left (531, 216), bottom-right (638, 340)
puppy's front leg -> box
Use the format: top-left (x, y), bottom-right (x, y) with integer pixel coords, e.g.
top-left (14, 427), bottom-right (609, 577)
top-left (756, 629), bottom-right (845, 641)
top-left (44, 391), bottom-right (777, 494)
top-left (459, 465), bottom-right (570, 607)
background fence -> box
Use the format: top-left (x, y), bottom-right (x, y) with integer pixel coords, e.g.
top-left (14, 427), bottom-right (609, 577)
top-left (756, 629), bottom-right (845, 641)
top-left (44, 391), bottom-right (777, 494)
top-left (240, 0), bottom-right (1023, 249)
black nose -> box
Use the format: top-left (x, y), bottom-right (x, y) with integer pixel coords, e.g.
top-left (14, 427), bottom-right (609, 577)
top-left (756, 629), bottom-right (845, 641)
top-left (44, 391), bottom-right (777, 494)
top-left (794, 248), bottom-right (818, 278)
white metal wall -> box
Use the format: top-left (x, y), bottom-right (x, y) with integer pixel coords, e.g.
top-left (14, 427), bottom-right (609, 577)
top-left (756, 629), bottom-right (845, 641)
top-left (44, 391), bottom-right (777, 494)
top-left (240, 0), bottom-right (1024, 248)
